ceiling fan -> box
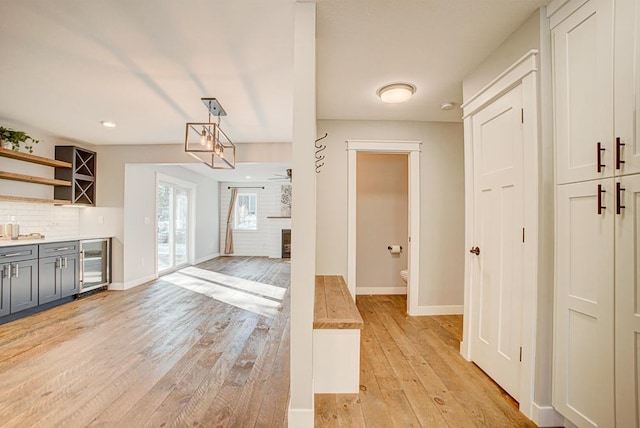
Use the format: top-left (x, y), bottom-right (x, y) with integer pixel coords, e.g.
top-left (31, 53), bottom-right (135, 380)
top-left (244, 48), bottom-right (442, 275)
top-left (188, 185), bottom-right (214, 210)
top-left (269, 169), bottom-right (292, 182)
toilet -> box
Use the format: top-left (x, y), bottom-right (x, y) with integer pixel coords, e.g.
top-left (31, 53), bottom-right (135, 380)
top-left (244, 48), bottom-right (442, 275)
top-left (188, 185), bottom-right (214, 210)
top-left (400, 269), bottom-right (408, 283)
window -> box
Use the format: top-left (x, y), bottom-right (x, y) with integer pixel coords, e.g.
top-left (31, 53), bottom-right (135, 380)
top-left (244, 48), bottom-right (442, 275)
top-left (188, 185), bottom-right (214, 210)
top-left (234, 193), bottom-right (257, 230)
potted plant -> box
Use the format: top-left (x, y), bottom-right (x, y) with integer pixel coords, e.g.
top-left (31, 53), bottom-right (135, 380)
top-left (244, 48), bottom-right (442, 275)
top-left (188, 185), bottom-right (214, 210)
top-left (0, 126), bottom-right (40, 153)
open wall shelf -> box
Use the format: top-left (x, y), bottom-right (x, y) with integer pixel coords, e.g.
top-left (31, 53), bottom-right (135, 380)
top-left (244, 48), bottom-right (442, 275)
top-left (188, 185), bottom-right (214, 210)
top-left (0, 147), bottom-right (74, 204)
top-left (0, 171), bottom-right (71, 187)
top-left (0, 147), bottom-right (72, 168)
top-left (0, 195), bottom-right (71, 205)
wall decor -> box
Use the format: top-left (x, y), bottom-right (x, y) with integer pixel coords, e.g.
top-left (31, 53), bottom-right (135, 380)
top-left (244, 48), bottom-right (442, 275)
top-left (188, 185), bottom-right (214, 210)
top-left (281, 184), bottom-right (292, 217)
top-left (315, 133), bottom-right (328, 173)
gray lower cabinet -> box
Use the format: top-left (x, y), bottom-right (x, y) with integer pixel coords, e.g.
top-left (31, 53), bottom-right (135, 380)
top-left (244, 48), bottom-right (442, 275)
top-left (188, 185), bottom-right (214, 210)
top-left (9, 259), bottom-right (38, 313)
top-left (0, 241), bottom-right (80, 321)
top-left (61, 254), bottom-right (79, 297)
top-left (0, 263), bottom-right (10, 317)
top-left (0, 245), bottom-right (39, 316)
top-left (1, 260), bottom-right (39, 315)
top-left (39, 254), bottom-right (79, 304)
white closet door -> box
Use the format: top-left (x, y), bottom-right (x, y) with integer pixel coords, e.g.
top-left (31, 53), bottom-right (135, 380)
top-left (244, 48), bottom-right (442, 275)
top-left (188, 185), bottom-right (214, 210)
top-left (615, 0), bottom-right (640, 176)
top-left (470, 84), bottom-right (523, 400)
top-left (554, 180), bottom-right (614, 428)
top-left (552, 0), bottom-right (614, 184)
top-left (615, 174), bottom-right (640, 427)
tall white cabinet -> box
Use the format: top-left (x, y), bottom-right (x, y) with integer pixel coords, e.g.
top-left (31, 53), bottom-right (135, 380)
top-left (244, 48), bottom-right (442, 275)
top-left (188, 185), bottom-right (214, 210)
top-left (551, 0), bottom-right (640, 426)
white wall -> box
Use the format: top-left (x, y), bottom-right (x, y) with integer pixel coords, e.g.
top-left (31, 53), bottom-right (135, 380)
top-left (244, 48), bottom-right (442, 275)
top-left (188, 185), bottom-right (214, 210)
top-left (121, 164), bottom-right (219, 288)
top-left (218, 182), bottom-right (291, 257)
top-left (463, 9), bottom-right (542, 100)
top-left (356, 153), bottom-right (408, 292)
top-left (316, 119), bottom-right (464, 308)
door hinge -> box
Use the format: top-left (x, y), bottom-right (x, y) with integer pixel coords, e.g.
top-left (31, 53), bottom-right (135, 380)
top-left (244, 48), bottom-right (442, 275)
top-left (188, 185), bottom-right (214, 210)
top-left (521, 108), bottom-right (524, 124)
top-left (522, 227), bottom-right (525, 243)
top-left (519, 346), bottom-right (523, 362)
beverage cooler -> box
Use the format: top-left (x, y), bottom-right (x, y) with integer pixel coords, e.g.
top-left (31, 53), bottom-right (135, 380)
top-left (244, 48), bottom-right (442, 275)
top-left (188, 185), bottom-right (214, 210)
top-left (80, 238), bottom-right (110, 293)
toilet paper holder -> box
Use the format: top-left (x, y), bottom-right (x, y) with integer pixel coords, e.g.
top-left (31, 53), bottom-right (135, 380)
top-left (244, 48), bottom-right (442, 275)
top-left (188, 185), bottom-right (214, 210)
top-left (387, 245), bottom-right (403, 253)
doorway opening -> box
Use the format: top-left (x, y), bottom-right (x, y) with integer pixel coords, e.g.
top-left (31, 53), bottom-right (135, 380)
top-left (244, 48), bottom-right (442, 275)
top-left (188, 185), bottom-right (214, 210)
top-left (346, 140), bottom-right (421, 315)
top-left (355, 153), bottom-right (408, 296)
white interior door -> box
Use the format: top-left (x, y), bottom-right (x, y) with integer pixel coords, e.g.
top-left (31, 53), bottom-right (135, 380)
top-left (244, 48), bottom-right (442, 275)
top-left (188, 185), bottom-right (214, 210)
top-left (554, 180), bottom-right (614, 428)
top-left (470, 84), bottom-right (524, 400)
top-left (615, 174), bottom-right (640, 427)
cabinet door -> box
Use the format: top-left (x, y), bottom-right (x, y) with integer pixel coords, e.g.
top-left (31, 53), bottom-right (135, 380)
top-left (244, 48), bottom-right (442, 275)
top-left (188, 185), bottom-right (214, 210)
top-left (38, 256), bottom-right (61, 305)
top-left (615, 174), bottom-right (640, 427)
top-left (615, 0), bottom-right (640, 176)
top-left (0, 264), bottom-right (9, 317)
top-left (552, 0), bottom-right (614, 184)
top-left (60, 254), bottom-right (79, 298)
top-left (10, 259), bottom-right (38, 313)
top-left (554, 180), bottom-right (615, 428)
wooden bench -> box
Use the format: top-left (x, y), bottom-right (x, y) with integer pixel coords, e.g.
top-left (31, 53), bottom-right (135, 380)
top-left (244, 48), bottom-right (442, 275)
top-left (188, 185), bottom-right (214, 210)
top-left (313, 275), bottom-right (364, 393)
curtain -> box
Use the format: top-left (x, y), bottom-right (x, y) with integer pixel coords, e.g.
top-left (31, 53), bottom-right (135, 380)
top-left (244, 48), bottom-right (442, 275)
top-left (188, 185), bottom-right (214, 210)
top-left (224, 188), bottom-right (238, 255)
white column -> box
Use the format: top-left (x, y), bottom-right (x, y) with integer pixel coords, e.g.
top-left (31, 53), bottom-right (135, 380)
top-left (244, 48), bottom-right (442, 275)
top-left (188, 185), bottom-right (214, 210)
top-left (289, 3), bottom-right (316, 427)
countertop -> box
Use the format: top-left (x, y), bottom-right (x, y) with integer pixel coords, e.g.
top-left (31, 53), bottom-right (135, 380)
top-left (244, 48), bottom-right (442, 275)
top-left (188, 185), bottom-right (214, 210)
top-left (0, 235), bottom-right (111, 248)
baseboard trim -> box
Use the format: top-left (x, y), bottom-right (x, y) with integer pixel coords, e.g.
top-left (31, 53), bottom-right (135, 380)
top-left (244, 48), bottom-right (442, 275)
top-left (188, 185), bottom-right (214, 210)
top-left (195, 253), bottom-right (220, 264)
top-left (109, 273), bottom-right (158, 291)
top-left (288, 404), bottom-right (314, 428)
top-left (356, 286), bottom-right (407, 295)
top-left (459, 340), bottom-right (471, 361)
top-left (530, 403), bottom-right (565, 427)
top-left (412, 304), bottom-right (464, 316)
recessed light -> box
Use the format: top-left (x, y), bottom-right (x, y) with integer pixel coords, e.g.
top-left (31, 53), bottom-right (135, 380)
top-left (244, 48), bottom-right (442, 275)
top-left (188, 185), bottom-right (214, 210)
top-left (100, 120), bottom-right (116, 128)
top-left (441, 102), bottom-right (456, 111)
top-left (377, 83), bottom-right (416, 103)
top-left (245, 176), bottom-right (252, 179)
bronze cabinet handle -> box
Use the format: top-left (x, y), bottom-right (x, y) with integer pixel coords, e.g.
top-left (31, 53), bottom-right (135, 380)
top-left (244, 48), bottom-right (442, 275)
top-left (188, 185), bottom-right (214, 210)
top-left (469, 247), bottom-right (480, 256)
top-left (616, 137), bottom-right (626, 170)
top-left (617, 182), bottom-right (626, 214)
top-left (597, 142), bottom-right (606, 173)
top-left (598, 184), bottom-right (606, 215)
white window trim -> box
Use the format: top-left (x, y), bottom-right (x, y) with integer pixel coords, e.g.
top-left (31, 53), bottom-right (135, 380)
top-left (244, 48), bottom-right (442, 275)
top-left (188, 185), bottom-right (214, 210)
top-left (233, 192), bottom-right (258, 231)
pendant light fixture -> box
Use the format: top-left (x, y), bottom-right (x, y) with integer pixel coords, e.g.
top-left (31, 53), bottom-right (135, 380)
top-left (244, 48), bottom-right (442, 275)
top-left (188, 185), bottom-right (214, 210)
top-left (185, 98), bottom-right (236, 169)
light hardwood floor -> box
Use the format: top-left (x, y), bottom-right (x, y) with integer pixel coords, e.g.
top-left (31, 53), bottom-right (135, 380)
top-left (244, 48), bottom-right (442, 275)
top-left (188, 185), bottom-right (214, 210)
top-left (0, 256), bottom-right (290, 427)
top-left (1, 257), bottom-right (537, 427)
top-left (315, 294), bottom-right (538, 427)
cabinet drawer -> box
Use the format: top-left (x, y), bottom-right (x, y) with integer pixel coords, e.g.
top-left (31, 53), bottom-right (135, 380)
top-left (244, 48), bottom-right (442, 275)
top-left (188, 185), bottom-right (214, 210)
top-left (0, 245), bottom-right (38, 263)
top-left (39, 241), bottom-right (79, 257)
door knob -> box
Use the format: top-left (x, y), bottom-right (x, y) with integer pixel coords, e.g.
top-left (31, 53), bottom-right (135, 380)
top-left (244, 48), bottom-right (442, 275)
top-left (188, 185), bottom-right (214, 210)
top-left (469, 246), bottom-right (480, 256)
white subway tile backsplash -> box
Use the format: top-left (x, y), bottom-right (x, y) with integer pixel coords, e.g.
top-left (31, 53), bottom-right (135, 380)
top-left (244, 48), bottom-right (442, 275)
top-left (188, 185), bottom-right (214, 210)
top-left (0, 202), bottom-right (79, 237)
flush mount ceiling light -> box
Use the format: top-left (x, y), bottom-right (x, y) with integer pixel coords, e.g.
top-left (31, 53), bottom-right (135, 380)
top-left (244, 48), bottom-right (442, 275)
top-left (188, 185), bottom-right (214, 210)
top-left (185, 98), bottom-right (236, 169)
top-left (100, 120), bottom-right (116, 128)
top-left (377, 83), bottom-right (416, 103)
top-left (441, 102), bottom-right (456, 111)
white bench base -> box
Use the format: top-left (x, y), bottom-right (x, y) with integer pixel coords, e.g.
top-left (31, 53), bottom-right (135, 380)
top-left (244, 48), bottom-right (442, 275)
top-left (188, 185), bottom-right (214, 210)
top-left (313, 329), bottom-right (361, 393)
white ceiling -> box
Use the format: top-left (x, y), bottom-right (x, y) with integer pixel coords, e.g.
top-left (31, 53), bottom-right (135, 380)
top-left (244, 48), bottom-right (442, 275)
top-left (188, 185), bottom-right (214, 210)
top-left (315, 0), bottom-right (550, 122)
top-left (0, 0), bottom-right (548, 147)
top-left (0, 0), bottom-right (295, 145)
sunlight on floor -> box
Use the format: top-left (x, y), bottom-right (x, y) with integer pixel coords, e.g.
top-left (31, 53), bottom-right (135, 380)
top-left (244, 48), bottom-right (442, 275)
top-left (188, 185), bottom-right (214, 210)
top-left (163, 267), bottom-right (284, 318)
